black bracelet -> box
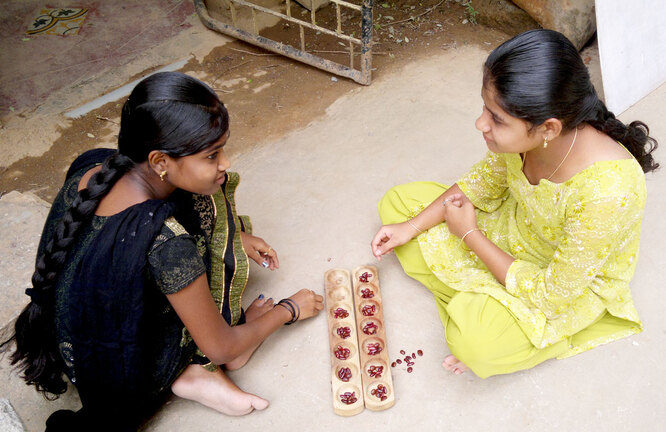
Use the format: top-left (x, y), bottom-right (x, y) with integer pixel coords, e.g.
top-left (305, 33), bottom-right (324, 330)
top-left (281, 298), bottom-right (300, 322)
top-left (276, 300), bottom-right (296, 325)
top-left (277, 298), bottom-right (299, 325)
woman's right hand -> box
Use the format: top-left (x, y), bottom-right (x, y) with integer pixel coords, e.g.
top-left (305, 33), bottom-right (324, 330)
top-left (370, 222), bottom-right (417, 260)
top-left (287, 288), bottom-right (324, 321)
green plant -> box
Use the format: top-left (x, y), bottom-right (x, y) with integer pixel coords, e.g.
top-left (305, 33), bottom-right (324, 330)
top-left (463, 1), bottom-right (479, 24)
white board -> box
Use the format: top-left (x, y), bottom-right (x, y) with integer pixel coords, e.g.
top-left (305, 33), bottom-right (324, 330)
top-left (596, 0), bottom-right (666, 114)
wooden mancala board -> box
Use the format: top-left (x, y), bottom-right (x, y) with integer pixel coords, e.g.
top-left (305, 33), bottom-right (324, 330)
top-left (324, 266), bottom-right (395, 416)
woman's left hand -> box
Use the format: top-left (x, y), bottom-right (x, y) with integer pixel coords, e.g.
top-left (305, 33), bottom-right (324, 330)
top-left (241, 232), bottom-right (279, 270)
top-left (443, 193), bottom-right (478, 238)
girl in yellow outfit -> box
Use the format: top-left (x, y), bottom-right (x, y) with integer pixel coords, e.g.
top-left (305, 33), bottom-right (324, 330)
top-left (371, 30), bottom-right (659, 378)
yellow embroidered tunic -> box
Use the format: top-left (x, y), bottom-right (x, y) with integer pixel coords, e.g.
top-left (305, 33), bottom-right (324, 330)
top-left (418, 151), bottom-right (645, 354)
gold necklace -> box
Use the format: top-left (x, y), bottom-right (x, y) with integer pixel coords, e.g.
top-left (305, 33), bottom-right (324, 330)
top-left (546, 127), bottom-right (578, 181)
top-left (523, 128), bottom-right (579, 183)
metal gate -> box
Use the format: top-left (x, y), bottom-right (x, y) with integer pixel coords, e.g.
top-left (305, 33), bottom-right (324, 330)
top-left (193, 0), bottom-right (374, 84)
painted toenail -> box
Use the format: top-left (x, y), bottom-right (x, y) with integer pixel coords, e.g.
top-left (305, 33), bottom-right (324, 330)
top-left (258, 294), bottom-right (264, 299)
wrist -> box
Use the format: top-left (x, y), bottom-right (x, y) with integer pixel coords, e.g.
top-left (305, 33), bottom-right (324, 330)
top-left (406, 219), bottom-right (424, 236)
top-left (460, 227), bottom-right (484, 248)
top-left (274, 301), bottom-right (292, 323)
top-left (276, 298), bottom-right (299, 325)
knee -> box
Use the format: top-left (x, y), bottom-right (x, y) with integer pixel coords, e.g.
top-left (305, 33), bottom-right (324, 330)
top-left (377, 186), bottom-right (406, 224)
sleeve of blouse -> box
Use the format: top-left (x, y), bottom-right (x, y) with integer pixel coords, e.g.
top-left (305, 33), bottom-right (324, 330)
top-left (456, 151), bottom-right (509, 212)
top-left (504, 187), bottom-right (645, 320)
top-left (148, 234), bottom-right (207, 295)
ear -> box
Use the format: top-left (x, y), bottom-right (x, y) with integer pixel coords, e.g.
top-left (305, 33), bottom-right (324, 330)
top-left (539, 118), bottom-right (563, 141)
top-left (147, 150), bottom-right (169, 176)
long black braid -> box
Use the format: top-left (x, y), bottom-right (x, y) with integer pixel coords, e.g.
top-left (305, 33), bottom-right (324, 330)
top-left (584, 102), bottom-right (658, 173)
top-left (7, 153), bottom-right (135, 395)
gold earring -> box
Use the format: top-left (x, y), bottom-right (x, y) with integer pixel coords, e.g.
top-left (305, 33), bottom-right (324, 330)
top-left (543, 137), bottom-right (549, 149)
top-left (159, 171), bottom-right (167, 182)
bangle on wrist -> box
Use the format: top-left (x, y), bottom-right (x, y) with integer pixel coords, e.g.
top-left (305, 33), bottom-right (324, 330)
top-left (277, 298), bottom-right (300, 325)
top-left (407, 219), bottom-right (424, 234)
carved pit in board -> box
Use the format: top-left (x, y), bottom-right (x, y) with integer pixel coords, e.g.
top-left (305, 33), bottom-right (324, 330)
top-left (352, 265), bottom-right (395, 411)
top-left (325, 268), bottom-right (365, 416)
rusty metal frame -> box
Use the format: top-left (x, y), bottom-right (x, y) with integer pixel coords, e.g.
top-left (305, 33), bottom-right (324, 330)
top-left (193, 0), bottom-right (373, 84)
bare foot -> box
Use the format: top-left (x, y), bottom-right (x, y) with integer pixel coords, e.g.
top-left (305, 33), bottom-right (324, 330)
top-left (442, 354), bottom-right (469, 375)
top-left (226, 296), bottom-right (274, 370)
top-left (171, 364), bottom-right (269, 415)
top-left (244, 296), bottom-right (274, 321)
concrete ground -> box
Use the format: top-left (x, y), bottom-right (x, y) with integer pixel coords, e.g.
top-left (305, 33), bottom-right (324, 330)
top-left (1, 1), bottom-right (665, 431)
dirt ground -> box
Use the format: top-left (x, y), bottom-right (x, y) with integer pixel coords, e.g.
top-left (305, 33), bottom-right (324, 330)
top-left (0, 0), bottom-right (510, 202)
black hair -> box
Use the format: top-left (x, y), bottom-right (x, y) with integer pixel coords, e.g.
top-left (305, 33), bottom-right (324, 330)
top-left (1, 72), bottom-right (229, 396)
top-left (483, 29), bottom-right (658, 173)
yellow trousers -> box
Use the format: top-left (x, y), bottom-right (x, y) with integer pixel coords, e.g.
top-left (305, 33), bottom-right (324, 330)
top-left (378, 182), bottom-right (623, 378)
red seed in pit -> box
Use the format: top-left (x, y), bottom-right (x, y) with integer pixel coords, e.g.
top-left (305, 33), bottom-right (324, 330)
top-left (417, 349), bottom-right (423, 356)
top-left (407, 367), bottom-right (413, 373)
top-left (367, 343), bottom-right (383, 355)
top-left (368, 365), bottom-right (384, 378)
top-left (334, 345), bottom-right (351, 360)
top-left (362, 322), bottom-right (378, 335)
top-left (391, 362), bottom-right (397, 367)
top-left (359, 272), bottom-right (372, 283)
top-left (407, 361), bottom-right (414, 366)
top-left (361, 288), bottom-right (374, 298)
top-left (396, 359), bottom-right (402, 364)
top-left (361, 304), bottom-right (376, 316)
top-left (400, 350), bottom-right (406, 355)
top-left (340, 391), bottom-right (357, 405)
top-left (333, 308), bottom-right (349, 319)
top-left (336, 326), bottom-right (351, 339)
top-left (373, 384), bottom-right (388, 400)
top-left (412, 353), bottom-right (416, 359)
top-left (337, 367), bottom-right (352, 382)
top-left (404, 356), bottom-right (411, 362)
